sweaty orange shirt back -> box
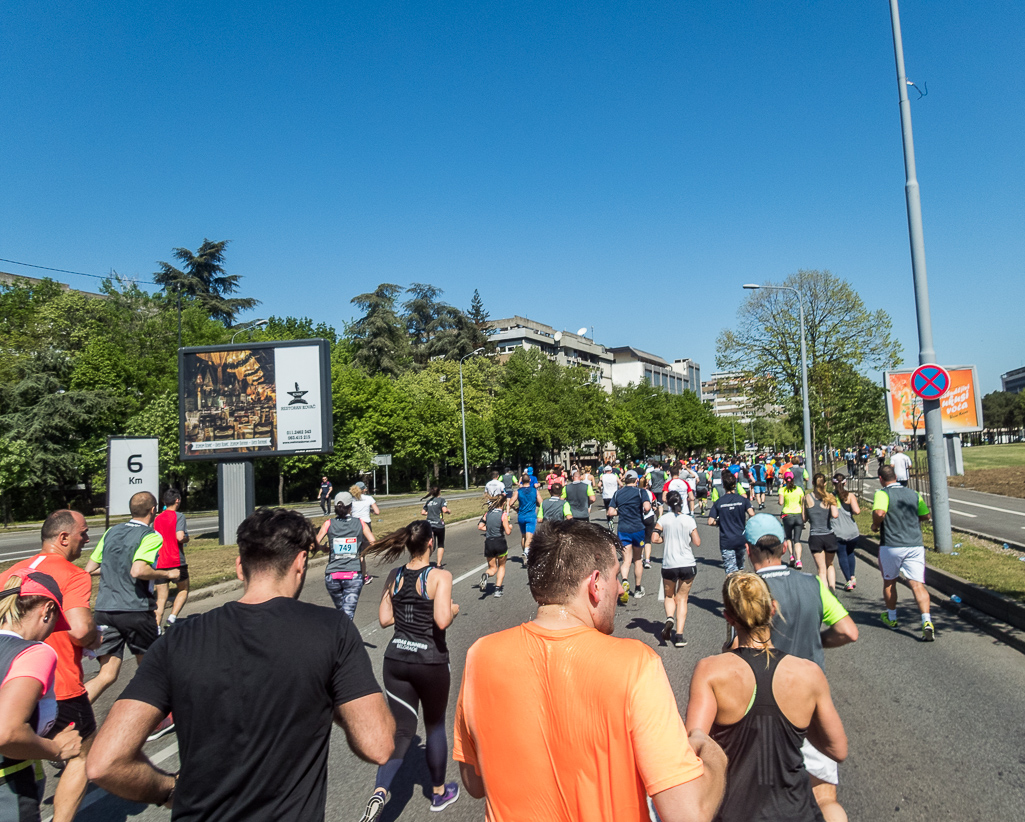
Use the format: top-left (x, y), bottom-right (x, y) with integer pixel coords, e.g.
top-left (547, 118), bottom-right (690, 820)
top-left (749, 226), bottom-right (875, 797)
top-left (453, 622), bottom-right (703, 822)
top-left (1, 553), bottom-right (93, 700)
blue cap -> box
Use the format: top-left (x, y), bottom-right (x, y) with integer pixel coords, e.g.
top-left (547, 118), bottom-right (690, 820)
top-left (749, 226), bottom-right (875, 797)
top-left (744, 514), bottom-right (785, 545)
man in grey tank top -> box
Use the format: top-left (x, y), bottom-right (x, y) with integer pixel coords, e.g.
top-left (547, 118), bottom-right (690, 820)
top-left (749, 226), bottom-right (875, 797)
top-left (871, 464), bottom-right (934, 640)
top-left (563, 469), bottom-right (595, 522)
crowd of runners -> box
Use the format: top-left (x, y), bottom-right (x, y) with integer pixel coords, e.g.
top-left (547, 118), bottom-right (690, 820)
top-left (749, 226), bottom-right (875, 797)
top-left (0, 444), bottom-right (936, 822)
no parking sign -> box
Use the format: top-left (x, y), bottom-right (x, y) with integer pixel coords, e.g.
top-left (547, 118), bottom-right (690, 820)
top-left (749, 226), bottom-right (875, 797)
top-left (911, 364), bottom-right (951, 401)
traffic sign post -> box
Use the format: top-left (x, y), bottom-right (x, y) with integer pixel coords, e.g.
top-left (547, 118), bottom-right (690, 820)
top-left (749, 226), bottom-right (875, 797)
top-left (373, 454), bottom-right (392, 496)
top-left (106, 437), bottom-right (159, 528)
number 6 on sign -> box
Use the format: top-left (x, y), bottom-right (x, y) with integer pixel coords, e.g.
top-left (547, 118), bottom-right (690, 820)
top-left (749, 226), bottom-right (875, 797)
top-left (107, 437), bottom-right (160, 517)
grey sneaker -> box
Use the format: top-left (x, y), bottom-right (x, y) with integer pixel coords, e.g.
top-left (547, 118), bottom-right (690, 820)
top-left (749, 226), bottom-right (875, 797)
top-left (633, 586), bottom-right (645, 599)
top-left (494, 586), bottom-right (504, 598)
top-left (479, 572), bottom-right (489, 591)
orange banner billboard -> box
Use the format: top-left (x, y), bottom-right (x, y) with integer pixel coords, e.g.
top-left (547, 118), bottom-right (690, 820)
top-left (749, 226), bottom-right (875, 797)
top-left (883, 366), bottom-right (983, 435)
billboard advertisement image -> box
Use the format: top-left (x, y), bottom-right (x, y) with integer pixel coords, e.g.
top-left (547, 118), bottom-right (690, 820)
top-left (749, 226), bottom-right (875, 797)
top-left (883, 365), bottom-right (983, 435)
top-left (178, 339), bottom-right (333, 461)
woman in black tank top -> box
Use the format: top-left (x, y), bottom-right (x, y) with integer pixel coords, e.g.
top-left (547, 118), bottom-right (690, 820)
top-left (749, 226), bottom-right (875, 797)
top-left (686, 573), bottom-right (847, 822)
top-left (358, 521), bottom-right (461, 820)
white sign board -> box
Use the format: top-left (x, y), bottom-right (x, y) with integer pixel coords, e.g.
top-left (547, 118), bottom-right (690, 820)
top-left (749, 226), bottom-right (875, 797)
top-left (372, 454), bottom-right (393, 466)
top-left (108, 437), bottom-right (159, 516)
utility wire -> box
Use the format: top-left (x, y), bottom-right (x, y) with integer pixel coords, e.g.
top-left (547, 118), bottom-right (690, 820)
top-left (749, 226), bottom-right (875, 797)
top-left (0, 256), bottom-right (159, 286)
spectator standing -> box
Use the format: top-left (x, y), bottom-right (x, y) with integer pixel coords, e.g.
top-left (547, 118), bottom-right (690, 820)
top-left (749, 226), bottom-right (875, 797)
top-left (453, 520), bottom-right (726, 822)
top-left (87, 508), bottom-right (395, 822)
top-left (0, 511), bottom-right (99, 822)
top-left (153, 489), bottom-right (191, 630)
top-left (317, 477), bottom-right (333, 515)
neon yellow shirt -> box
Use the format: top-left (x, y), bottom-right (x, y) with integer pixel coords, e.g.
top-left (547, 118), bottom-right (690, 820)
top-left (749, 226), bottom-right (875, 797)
top-left (780, 486), bottom-right (805, 515)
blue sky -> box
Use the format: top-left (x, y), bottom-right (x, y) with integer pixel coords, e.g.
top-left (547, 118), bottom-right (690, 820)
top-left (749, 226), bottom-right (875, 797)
top-left (2, 1), bottom-right (1022, 392)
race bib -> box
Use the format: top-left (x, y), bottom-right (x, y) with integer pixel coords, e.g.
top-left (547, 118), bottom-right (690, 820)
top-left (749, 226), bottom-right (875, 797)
top-left (331, 537), bottom-right (359, 557)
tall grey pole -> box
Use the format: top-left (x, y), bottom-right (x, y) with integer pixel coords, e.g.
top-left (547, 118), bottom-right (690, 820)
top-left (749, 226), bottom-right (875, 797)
top-left (460, 359), bottom-right (469, 491)
top-left (889, 0), bottom-right (953, 552)
top-left (797, 294), bottom-right (814, 476)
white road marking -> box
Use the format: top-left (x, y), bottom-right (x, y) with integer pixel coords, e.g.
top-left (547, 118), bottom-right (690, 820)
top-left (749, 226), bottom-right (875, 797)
top-left (452, 562), bottom-right (489, 585)
top-left (42, 742), bottom-right (179, 821)
top-left (949, 510), bottom-right (978, 518)
top-left (945, 498), bottom-right (1025, 517)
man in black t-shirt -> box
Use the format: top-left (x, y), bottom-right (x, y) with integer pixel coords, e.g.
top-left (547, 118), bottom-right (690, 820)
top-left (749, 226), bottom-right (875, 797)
top-left (707, 471), bottom-right (754, 575)
top-left (87, 508), bottom-right (395, 822)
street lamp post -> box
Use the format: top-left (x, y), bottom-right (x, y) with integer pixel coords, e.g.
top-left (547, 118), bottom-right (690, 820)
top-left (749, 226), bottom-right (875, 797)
top-left (887, 0), bottom-right (953, 553)
top-left (230, 319), bottom-right (268, 344)
top-left (743, 284), bottom-right (813, 474)
top-left (460, 347), bottom-right (486, 491)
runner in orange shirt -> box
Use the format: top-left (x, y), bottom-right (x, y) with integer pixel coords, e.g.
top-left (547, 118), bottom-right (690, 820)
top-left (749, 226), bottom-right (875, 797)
top-left (453, 520), bottom-right (726, 822)
top-left (1, 510), bottom-right (101, 822)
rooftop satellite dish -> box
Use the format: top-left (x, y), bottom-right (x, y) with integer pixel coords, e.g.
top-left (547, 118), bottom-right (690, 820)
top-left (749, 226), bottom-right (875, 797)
top-left (577, 327), bottom-right (588, 336)
top-left (554, 331), bottom-right (563, 342)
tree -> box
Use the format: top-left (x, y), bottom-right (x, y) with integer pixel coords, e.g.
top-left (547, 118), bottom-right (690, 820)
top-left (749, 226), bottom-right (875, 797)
top-left (349, 284), bottom-right (409, 377)
top-left (716, 269), bottom-right (903, 452)
top-left (154, 239), bottom-right (259, 325)
top-left (463, 289), bottom-right (494, 354)
top-left (0, 437), bottom-right (33, 526)
top-left (402, 284), bottom-right (463, 366)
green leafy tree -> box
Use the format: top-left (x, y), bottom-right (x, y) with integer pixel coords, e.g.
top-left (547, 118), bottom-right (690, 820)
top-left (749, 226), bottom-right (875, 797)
top-left (154, 239), bottom-right (259, 325)
top-left (0, 437), bottom-right (34, 526)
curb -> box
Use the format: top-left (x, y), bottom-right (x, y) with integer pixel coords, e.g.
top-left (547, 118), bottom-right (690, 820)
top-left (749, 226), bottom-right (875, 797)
top-left (855, 536), bottom-right (1025, 655)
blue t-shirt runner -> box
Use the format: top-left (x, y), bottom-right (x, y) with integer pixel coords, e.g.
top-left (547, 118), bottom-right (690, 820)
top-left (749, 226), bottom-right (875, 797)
top-left (708, 491), bottom-right (753, 574)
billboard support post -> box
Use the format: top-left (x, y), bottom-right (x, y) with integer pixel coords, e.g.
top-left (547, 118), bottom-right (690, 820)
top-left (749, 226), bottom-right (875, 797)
top-left (218, 461), bottom-right (254, 547)
top-left (889, 0), bottom-right (952, 552)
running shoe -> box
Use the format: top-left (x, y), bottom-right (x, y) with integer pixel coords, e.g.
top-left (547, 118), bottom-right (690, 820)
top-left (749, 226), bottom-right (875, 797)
top-left (922, 621), bottom-right (935, 642)
top-left (633, 586), bottom-right (645, 599)
top-left (494, 586), bottom-right (504, 598)
top-left (359, 790), bottom-right (388, 822)
top-left (479, 572), bottom-right (489, 591)
top-left (674, 636), bottom-right (687, 648)
top-left (147, 714), bottom-right (175, 742)
top-left (793, 560), bottom-right (803, 569)
top-left (661, 616), bottom-right (675, 643)
top-left (642, 560), bottom-right (651, 569)
top-left (880, 612), bottom-right (899, 630)
top-left (430, 782), bottom-right (460, 812)
top-left (363, 575), bottom-right (373, 585)
top-left (843, 579), bottom-right (856, 591)
top-left (619, 580), bottom-right (630, 605)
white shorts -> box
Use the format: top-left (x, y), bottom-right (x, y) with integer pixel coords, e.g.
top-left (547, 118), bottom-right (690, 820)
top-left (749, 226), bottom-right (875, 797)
top-left (801, 738), bottom-right (838, 784)
top-left (879, 545), bottom-right (926, 583)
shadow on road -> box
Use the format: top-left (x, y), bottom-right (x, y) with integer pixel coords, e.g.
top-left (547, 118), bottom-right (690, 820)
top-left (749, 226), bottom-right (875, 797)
top-left (377, 734), bottom-right (436, 822)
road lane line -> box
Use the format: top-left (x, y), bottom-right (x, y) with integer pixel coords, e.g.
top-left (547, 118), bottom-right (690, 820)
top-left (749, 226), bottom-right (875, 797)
top-left (950, 510), bottom-right (978, 518)
top-left (944, 498), bottom-right (1025, 517)
top-left (42, 741), bottom-right (179, 821)
top-left (452, 562), bottom-right (489, 585)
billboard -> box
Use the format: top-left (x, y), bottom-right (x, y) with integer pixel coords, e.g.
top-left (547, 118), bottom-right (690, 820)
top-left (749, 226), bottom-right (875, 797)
top-left (883, 365), bottom-right (983, 435)
top-left (178, 339), bottom-right (333, 461)
top-left (107, 437), bottom-right (159, 515)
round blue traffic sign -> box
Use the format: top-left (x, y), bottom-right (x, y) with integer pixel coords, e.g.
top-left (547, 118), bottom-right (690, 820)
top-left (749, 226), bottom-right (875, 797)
top-left (911, 363), bottom-right (950, 400)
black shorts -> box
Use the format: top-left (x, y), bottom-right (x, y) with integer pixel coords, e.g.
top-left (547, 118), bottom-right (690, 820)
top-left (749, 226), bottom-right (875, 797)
top-left (156, 564), bottom-right (189, 583)
top-left (431, 525), bottom-right (445, 548)
top-left (696, 488), bottom-right (708, 499)
top-left (662, 566), bottom-right (697, 582)
top-left (808, 533), bottom-right (838, 554)
top-left (643, 521), bottom-right (656, 543)
top-left (52, 693), bottom-right (97, 739)
top-left (484, 536), bottom-right (509, 559)
top-left (94, 610), bottom-right (159, 659)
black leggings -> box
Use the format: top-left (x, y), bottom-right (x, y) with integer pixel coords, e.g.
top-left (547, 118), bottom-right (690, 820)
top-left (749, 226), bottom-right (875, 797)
top-left (376, 658), bottom-right (451, 791)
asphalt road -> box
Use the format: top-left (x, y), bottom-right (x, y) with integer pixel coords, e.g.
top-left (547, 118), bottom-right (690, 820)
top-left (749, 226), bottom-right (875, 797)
top-left (0, 493), bottom-right (483, 564)
top-left (44, 494), bottom-right (1025, 822)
